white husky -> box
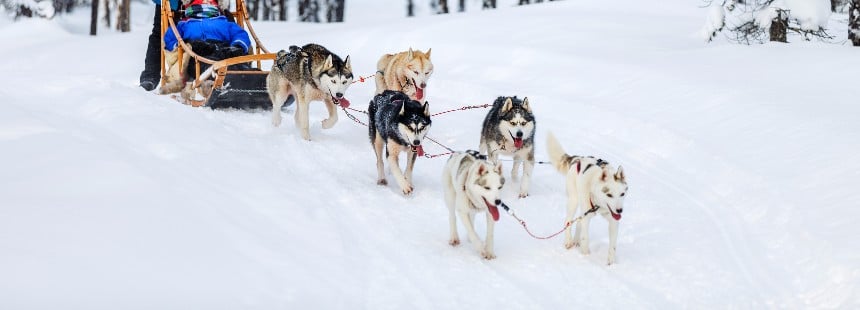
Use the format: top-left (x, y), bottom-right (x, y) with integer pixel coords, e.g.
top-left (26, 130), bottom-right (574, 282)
top-left (546, 133), bottom-right (628, 265)
top-left (442, 151), bottom-right (505, 260)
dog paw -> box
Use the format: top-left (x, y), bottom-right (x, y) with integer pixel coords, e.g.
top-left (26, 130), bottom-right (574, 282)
top-left (449, 238), bottom-right (460, 246)
top-left (401, 184), bottom-right (413, 195)
top-left (518, 192), bottom-right (529, 198)
top-left (272, 115), bottom-right (282, 127)
top-left (564, 240), bottom-right (578, 249)
top-left (579, 247), bottom-right (590, 256)
top-left (481, 250), bottom-right (496, 260)
top-left (607, 248), bottom-right (616, 265)
top-left (321, 118), bottom-right (337, 129)
top-left (377, 179), bottom-right (387, 186)
top-left (300, 129), bottom-right (311, 141)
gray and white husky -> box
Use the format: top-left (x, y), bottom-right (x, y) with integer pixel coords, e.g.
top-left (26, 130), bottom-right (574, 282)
top-left (479, 96), bottom-right (536, 198)
top-left (442, 151), bottom-right (505, 260)
top-left (369, 90), bottom-right (432, 195)
top-left (267, 44), bottom-right (353, 140)
top-left (546, 132), bottom-right (628, 265)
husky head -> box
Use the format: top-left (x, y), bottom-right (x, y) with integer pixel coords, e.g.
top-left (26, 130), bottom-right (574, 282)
top-left (497, 97), bottom-right (535, 149)
top-left (468, 160), bottom-right (506, 221)
top-left (320, 54), bottom-right (354, 105)
top-left (397, 99), bottom-right (432, 148)
top-left (403, 48), bottom-right (433, 100)
top-left (591, 166), bottom-right (628, 221)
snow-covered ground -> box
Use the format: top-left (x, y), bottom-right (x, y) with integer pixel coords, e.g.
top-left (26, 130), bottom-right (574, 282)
top-left (1, 0), bottom-right (858, 308)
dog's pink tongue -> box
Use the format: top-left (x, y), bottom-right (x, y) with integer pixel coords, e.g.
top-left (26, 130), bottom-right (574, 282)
top-left (337, 97), bottom-right (351, 108)
top-left (514, 138), bottom-right (523, 149)
top-left (485, 199), bottom-right (500, 222)
top-left (612, 212), bottom-right (622, 221)
top-left (416, 145), bottom-right (424, 157)
top-left (415, 87), bottom-right (424, 100)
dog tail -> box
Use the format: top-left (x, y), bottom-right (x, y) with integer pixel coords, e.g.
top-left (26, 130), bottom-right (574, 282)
top-left (546, 132), bottom-right (570, 174)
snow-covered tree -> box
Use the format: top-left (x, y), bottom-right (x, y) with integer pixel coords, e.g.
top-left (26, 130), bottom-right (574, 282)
top-left (701, 0), bottom-right (834, 43)
top-left (851, 0), bottom-right (860, 45)
top-left (2, 0), bottom-right (56, 19)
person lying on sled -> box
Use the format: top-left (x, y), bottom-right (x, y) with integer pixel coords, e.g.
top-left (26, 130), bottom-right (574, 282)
top-left (163, 0), bottom-right (251, 74)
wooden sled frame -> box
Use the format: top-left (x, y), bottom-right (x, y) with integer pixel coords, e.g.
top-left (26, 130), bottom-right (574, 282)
top-left (159, 0), bottom-right (275, 107)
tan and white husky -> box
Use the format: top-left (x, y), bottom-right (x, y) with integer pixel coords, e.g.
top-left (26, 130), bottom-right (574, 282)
top-left (375, 48), bottom-right (433, 101)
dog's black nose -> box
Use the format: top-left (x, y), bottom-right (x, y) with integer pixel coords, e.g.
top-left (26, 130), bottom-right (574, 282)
top-left (413, 140), bottom-right (421, 146)
top-left (420, 83), bottom-right (426, 88)
top-left (617, 209), bottom-right (623, 214)
top-left (516, 131), bottom-right (523, 138)
top-left (494, 199), bottom-right (501, 205)
top-left (335, 92), bottom-right (343, 98)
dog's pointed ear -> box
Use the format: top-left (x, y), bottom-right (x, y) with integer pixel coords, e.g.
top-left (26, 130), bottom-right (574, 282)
top-left (399, 101), bottom-right (406, 116)
top-left (615, 166), bottom-right (626, 182)
top-left (494, 162), bottom-right (503, 174)
top-left (522, 97), bottom-right (532, 112)
top-left (425, 48), bottom-right (432, 58)
top-left (478, 163), bottom-right (487, 176)
top-left (501, 97), bottom-right (513, 114)
top-left (423, 101), bottom-right (430, 116)
top-left (408, 48), bottom-right (414, 59)
top-left (324, 55), bottom-right (333, 69)
top-left (601, 169), bottom-right (610, 182)
top-left (344, 55), bottom-right (352, 70)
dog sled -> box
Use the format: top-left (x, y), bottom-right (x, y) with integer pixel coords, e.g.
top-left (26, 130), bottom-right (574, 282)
top-left (159, 0), bottom-right (275, 109)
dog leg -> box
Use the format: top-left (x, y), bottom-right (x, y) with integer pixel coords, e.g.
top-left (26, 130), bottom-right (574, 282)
top-left (405, 148), bottom-right (417, 184)
top-left (387, 146), bottom-right (411, 195)
top-left (294, 94), bottom-right (311, 140)
top-left (444, 174), bottom-right (459, 246)
top-left (606, 213), bottom-right (619, 265)
top-left (511, 159), bottom-right (521, 181)
top-left (519, 157), bottom-right (534, 198)
top-left (458, 208), bottom-right (484, 253)
top-left (321, 99), bottom-right (338, 129)
top-left (577, 201), bottom-right (593, 256)
top-left (373, 134), bottom-right (387, 185)
top-left (564, 195), bottom-right (579, 249)
top-left (269, 81), bottom-right (288, 127)
top-left (482, 211), bottom-right (496, 260)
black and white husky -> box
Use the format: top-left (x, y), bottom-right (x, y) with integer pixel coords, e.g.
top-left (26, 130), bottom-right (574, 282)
top-left (479, 96), bottom-right (536, 198)
top-left (442, 151), bottom-right (505, 260)
top-left (369, 90), bottom-right (432, 195)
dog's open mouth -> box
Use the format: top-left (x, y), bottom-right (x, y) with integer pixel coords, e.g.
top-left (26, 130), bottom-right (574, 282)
top-left (330, 94), bottom-right (351, 108)
top-left (483, 197), bottom-right (500, 222)
top-left (509, 132), bottom-right (524, 149)
top-left (411, 145), bottom-right (425, 157)
top-left (609, 208), bottom-right (622, 221)
top-left (412, 79), bottom-right (424, 100)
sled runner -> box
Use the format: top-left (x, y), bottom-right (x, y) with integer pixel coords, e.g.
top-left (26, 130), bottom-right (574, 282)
top-left (159, 0), bottom-right (275, 109)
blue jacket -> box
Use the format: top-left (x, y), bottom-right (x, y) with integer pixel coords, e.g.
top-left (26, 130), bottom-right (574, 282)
top-left (153, 0), bottom-right (180, 10)
top-left (163, 16), bottom-right (251, 54)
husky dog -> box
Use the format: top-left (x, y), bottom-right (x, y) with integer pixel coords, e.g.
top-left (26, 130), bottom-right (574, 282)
top-left (267, 44), bottom-right (353, 140)
top-left (369, 90), bottom-right (432, 195)
top-left (546, 133), bottom-right (628, 265)
top-left (375, 48), bottom-right (433, 101)
top-left (442, 151), bottom-right (505, 260)
top-left (479, 96), bottom-right (536, 198)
